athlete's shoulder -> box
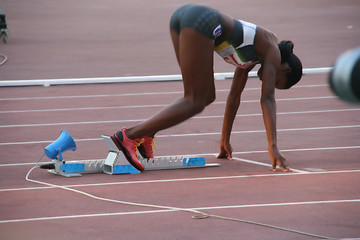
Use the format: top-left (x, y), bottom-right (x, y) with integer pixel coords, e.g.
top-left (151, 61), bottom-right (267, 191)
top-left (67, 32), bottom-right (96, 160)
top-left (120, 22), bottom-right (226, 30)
top-left (238, 19), bottom-right (257, 30)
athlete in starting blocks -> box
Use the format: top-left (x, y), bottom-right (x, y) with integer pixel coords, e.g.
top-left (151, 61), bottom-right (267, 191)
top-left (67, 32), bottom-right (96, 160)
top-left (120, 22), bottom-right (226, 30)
top-left (111, 4), bottom-right (303, 173)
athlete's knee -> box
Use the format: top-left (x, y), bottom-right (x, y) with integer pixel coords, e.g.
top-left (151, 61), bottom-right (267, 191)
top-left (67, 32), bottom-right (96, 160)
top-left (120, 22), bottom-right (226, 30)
top-left (185, 97), bottom-right (207, 114)
top-left (186, 89), bottom-right (215, 114)
top-left (205, 91), bottom-right (216, 106)
top-left (193, 103), bottom-right (206, 114)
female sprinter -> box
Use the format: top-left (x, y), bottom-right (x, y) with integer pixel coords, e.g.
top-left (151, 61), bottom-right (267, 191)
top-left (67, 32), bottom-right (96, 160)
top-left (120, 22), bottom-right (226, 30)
top-left (111, 4), bottom-right (303, 172)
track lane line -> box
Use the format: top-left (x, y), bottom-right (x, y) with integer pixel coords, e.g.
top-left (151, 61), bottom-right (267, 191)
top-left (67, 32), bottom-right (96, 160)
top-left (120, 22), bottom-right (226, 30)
top-left (231, 157), bottom-right (308, 173)
top-left (0, 96), bottom-right (339, 113)
top-left (3, 145), bottom-right (359, 167)
top-left (1, 169), bottom-right (360, 192)
top-left (0, 84), bottom-right (329, 101)
top-left (1, 124), bottom-right (359, 145)
top-left (1, 145), bottom-right (360, 167)
top-left (0, 109), bottom-right (359, 128)
top-left (1, 198), bottom-right (359, 224)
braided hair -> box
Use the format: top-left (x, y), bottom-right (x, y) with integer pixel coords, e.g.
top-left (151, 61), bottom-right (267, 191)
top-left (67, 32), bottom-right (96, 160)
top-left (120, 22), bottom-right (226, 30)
top-left (278, 41), bottom-right (303, 89)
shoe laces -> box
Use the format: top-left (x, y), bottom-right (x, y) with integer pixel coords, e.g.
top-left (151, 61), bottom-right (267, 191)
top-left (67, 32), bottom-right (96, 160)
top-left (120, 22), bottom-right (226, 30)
top-left (136, 136), bottom-right (155, 149)
top-left (135, 138), bottom-right (145, 148)
top-left (150, 136), bottom-right (156, 151)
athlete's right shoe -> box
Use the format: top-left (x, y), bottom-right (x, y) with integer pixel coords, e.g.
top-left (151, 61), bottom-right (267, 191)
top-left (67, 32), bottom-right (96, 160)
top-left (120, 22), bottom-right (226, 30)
top-left (137, 136), bottom-right (155, 159)
top-left (111, 128), bottom-right (145, 172)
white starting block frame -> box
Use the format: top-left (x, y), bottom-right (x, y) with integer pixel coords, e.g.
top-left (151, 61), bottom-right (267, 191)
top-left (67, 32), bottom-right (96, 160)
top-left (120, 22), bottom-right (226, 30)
top-left (45, 135), bottom-right (219, 177)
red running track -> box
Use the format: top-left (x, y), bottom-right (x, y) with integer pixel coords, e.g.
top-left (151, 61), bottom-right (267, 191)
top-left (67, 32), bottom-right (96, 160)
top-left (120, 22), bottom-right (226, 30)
top-left (1, 0), bottom-right (360, 239)
top-left (1, 74), bottom-right (360, 240)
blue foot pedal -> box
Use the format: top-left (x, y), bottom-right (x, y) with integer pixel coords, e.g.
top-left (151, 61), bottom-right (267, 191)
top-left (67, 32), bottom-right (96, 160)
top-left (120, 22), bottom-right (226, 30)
top-left (61, 163), bottom-right (85, 173)
top-left (183, 157), bottom-right (206, 166)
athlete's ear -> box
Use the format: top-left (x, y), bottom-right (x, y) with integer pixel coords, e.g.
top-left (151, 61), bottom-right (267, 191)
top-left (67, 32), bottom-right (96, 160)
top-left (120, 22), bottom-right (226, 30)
top-left (282, 63), bottom-right (292, 73)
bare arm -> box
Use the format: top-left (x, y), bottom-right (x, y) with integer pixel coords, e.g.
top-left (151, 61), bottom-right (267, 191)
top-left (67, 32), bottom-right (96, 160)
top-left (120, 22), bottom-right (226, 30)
top-left (260, 50), bottom-right (278, 151)
top-left (256, 30), bottom-right (291, 171)
top-left (218, 66), bottom-right (251, 160)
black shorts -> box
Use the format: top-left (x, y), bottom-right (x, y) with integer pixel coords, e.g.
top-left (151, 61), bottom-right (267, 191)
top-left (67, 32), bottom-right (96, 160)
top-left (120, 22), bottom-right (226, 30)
top-left (169, 4), bottom-right (224, 41)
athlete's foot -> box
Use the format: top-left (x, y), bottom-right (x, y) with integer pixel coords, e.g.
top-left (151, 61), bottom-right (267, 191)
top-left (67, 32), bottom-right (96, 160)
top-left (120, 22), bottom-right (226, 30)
top-left (111, 128), bottom-right (145, 172)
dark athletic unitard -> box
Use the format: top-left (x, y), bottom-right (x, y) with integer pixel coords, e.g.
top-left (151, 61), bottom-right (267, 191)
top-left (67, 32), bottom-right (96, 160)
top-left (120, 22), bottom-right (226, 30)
top-left (170, 4), bottom-right (258, 69)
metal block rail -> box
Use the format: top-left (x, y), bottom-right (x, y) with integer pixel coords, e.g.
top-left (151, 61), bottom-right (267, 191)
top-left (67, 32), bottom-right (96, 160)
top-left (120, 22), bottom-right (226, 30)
top-left (43, 136), bottom-right (219, 177)
top-left (101, 135), bottom-right (220, 174)
top-left (46, 159), bottom-right (105, 177)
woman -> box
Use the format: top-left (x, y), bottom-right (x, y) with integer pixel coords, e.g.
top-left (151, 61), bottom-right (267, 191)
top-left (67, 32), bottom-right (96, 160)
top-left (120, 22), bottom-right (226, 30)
top-left (111, 4), bottom-right (303, 172)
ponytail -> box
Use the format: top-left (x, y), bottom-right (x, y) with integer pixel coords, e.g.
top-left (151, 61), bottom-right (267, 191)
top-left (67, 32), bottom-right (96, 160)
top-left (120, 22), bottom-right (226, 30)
top-left (278, 40), bottom-right (294, 63)
top-left (278, 40), bottom-right (303, 89)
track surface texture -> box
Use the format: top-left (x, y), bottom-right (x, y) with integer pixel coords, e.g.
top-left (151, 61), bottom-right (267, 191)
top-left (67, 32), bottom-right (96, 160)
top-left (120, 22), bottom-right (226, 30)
top-left (1, 0), bottom-right (360, 240)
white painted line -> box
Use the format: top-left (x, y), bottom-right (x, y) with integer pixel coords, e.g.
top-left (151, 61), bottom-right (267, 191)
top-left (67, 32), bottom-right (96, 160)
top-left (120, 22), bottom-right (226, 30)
top-left (0, 96), bottom-right (339, 114)
top-left (193, 199), bottom-right (360, 211)
top-left (303, 168), bottom-right (326, 172)
top-left (0, 84), bottom-right (329, 101)
top-left (230, 145), bottom-right (360, 155)
top-left (0, 138), bottom-right (103, 146)
top-left (0, 104), bottom-right (143, 113)
top-left (0, 198), bottom-right (358, 224)
top-left (275, 96), bottom-right (336, 102)
top-left (196, 108), bottom-right (360, 120)
top-left (158, 125), bottom-right (360, 138)
top-left (0, 67), bottom-right (332, 87)
top-left (0, 91), bottom-right (183, 101)
top-left (0, 119), bottom-right (146, 128)
top-left (232, 157), bottom-right (308, 173)
top-left (0, 125), bottom-right (359, 145)
top-left (0, 106), bottom-right (359, 128)
top-left (1, 169), bottom-right (360, 192)
top-left (0, 104), bottom-right (169, 114)
top-left (2, 145), bottom-right (360, 168)
top-left (280, 145), bottom-right (360, 153)
top-left (0, 209), bottom-right (176, 224)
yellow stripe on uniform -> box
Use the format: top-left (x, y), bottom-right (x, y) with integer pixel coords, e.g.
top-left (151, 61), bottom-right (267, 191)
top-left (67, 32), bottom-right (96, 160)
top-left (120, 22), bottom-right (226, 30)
top-left (214, 41), bottom-right (230, 51)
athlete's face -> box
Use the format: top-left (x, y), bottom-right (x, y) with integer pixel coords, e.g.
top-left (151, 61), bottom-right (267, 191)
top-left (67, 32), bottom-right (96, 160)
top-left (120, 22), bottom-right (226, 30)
top-left (274, 71), bottom-right (288, 89)
top-left (257, 63), bottom-right (290, 90)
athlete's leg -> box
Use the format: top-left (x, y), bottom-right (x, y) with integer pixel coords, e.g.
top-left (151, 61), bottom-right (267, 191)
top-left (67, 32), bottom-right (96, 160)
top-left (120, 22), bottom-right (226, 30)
top-left (179, 28), bottom-right (216, 108)
top-left (170, 26), bottom-right (215, 105)
top-left (125, 28), bottom-right (215, 139)
top-left (170, 27), bottom-right (181, 65)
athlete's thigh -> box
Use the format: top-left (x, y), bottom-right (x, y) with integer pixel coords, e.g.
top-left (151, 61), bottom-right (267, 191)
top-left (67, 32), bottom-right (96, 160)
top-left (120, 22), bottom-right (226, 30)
top-left (170, 28), bottom-right (180, 65)
top-left (178, 28), bottom-right (215, 103)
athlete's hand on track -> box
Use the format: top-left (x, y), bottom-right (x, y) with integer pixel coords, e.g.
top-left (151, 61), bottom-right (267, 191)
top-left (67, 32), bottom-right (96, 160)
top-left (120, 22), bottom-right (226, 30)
top-left (269, 145), bottom-right (292, 172)
top-left (217, 141), bottom-right (233, 160)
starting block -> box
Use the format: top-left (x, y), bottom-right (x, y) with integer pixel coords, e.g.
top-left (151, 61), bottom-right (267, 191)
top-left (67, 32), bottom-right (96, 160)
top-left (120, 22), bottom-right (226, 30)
top-left (43, 159), bottom-right (105, 177)
top-left (42, 135), bottom-right (219, 177)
